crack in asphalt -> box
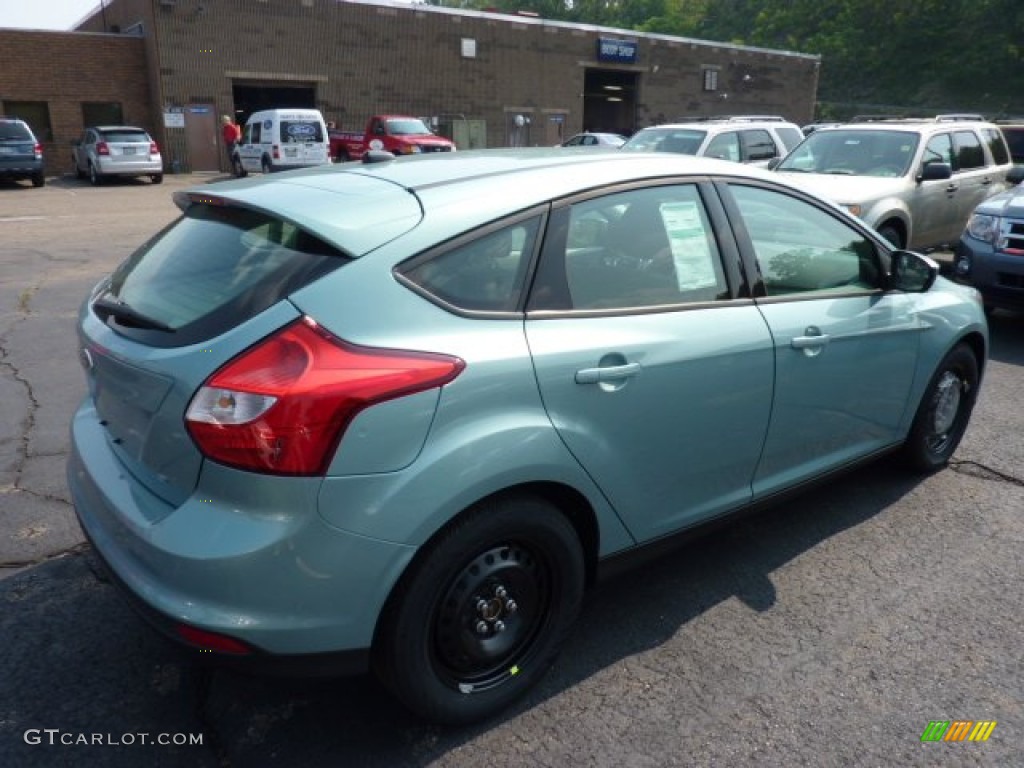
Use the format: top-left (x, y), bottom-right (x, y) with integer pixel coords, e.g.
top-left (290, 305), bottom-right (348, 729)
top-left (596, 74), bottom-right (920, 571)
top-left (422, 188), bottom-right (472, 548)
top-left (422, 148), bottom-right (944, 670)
top-left (949, 458), bottom-right (1024, 487)
top-left (194, 668), bottom-right (235, 767)
top-left (0, 541), bottom-right (89, 571)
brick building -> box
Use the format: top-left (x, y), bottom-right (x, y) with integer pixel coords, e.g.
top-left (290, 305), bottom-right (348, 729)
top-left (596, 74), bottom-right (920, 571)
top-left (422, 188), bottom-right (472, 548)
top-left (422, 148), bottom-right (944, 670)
top-left (2, 0), bottom-right (820, 175)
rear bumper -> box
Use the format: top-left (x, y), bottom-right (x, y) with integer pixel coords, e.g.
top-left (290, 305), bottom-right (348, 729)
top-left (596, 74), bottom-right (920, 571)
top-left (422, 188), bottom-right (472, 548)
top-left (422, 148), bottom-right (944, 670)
top-left (96, 157), bottom-right (163, 176)
top-left (68, 399), bottom-right (415, 663)
top-left (0, 160), bottom-right (43, 179)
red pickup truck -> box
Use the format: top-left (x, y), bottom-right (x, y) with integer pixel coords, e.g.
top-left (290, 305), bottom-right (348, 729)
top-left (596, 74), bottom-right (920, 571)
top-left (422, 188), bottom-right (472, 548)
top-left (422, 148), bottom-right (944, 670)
top-left (329, 115), bottom-right (456, 161)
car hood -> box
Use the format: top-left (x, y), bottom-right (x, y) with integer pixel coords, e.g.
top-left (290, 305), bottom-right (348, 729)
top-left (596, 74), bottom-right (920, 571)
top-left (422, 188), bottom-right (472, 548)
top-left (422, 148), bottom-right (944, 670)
top-left (972, 184), bottom-right (1024, 217)
top-left (773, 171), bottom-right (907, 207)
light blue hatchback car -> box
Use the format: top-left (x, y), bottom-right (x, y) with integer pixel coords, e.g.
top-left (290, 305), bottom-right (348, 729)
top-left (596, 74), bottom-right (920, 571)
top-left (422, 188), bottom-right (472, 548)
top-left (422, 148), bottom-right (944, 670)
top-left (69, 149), bottom-right (987, 724)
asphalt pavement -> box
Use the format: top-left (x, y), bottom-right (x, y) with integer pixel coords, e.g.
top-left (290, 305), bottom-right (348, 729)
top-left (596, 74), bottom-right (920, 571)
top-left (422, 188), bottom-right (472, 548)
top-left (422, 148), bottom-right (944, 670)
top-left (1, 173), bottom-right (1022, 767)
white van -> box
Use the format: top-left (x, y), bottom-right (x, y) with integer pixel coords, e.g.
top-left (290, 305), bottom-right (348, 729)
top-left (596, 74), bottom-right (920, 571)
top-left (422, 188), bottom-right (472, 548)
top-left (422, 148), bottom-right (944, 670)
top-left (232, 108), bottom-right (331, 176)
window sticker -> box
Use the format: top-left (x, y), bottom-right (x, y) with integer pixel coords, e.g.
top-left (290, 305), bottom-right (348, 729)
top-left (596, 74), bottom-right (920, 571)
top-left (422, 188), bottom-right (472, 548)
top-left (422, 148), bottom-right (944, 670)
top-left (659, 202), bottom-right (718, 292)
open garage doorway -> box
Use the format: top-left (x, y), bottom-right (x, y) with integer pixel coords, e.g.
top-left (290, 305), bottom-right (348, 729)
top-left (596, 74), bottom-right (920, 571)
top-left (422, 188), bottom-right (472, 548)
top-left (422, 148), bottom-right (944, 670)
top-left (582, 69), bottom-right (638, 137)
top-left (231, 82), bottom-right (318, 129)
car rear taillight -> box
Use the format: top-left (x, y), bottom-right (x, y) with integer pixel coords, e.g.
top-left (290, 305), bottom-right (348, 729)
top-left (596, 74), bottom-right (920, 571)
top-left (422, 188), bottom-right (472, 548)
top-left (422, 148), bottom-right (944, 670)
top-left (176, 624), bottom-right (253, 655)
top-left (272, 144), bottom-right (280, 159)
top-left (96, 141), bottom-right (110, 156)
top-left (185, 317), bottom-right (465, 475)
top-left (149, 141), bottom-right (159, 155)
top-left (33, 142), bottom-right (42, 159)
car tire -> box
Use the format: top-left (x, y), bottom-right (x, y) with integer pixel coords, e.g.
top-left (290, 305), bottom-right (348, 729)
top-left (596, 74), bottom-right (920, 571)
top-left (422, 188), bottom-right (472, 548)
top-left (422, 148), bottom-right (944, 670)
top-left (261, 157), bottom-right (272, 174)
top-left (901, 343), bottom-right (979, 472)
top-left (877, 224), bottom-right (903, 249)
top-left (74, 161), bottom-right (85, 180)
top-left (151, 174), bottom-right (163, 184)
top-left (89, 163), bottom-right (102, 186)
top-left (373, 494), bottom-right (584, 725)
top-left (31, 173), bottom-right (45, 188)
top-left (232, 155), bottom-right (247, 178)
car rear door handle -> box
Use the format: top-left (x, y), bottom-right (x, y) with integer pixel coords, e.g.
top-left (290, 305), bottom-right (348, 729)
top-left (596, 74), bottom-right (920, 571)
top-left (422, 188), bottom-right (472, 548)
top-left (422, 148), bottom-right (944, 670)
top-left (945, 182), bottom-right (959, 193)
top-left (575, 362), bottom-right (642, 384)
top-left (791, 327), bottom-right (830, 357)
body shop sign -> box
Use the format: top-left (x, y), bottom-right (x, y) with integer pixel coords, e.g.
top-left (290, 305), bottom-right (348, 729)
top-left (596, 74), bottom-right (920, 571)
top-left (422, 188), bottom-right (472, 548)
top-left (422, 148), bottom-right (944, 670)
top-left (597, 38), bottom-right (638, 64)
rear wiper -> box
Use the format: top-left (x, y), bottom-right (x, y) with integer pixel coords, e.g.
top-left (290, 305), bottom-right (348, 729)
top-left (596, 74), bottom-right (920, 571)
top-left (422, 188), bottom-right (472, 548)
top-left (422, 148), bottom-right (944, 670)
top-left (93, 296), bottom-right (175, 332)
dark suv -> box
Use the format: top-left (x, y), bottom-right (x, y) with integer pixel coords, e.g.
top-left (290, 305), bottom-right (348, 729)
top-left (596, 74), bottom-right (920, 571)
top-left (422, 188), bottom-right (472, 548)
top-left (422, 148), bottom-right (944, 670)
top-left (0, 117), bottom-right (45, 187)
top-left (953, 165), bottom-right (1024, 313)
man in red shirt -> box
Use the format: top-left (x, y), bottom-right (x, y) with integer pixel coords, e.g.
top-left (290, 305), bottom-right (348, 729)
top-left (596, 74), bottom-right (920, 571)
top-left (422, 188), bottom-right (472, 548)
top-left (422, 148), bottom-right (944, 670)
top-left (221, 115), bottom-right (241, 170)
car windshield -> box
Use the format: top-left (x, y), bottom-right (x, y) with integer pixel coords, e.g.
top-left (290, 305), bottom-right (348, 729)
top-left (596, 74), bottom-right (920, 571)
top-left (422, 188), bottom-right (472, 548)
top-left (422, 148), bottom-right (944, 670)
top-left (101, 129), bottom-right (150, 143)
top-left (386, 118), bottom-right (433, 135)
top-left (0, 122), bottom-right (33, 141)
top-left (778, 129), bottom-right (920, 177)
top-left (620, 128), bottom-right (707, 155)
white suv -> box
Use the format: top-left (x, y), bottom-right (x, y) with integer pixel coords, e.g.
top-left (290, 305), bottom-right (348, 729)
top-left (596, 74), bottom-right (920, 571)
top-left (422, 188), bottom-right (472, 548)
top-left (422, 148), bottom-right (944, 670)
top-left (772, 116), bottom-right (1014, 250)
top-left (620, 116), bottom-right (804, 167)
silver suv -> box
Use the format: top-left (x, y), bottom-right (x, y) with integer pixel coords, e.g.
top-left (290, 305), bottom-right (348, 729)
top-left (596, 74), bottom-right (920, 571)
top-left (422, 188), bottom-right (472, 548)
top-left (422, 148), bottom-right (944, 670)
top-left (773, 116), bottom-right (1014, 250)
top-left (620, 116), bottom-right (804, 167)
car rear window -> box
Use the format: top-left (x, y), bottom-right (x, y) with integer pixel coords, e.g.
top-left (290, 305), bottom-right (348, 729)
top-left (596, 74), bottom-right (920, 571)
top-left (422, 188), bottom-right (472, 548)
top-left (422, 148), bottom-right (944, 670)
top-left (101, 129), bottom-right (150, 143)
top-left (0, 121), bottom-right (33, 141)
top-left (280, 120), bottom-right (324, 143)
top-left (100, 204), bottom-right (348, 346)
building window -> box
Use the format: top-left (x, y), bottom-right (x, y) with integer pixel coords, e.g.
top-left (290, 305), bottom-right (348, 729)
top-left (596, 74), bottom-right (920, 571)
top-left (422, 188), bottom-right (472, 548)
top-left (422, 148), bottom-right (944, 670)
top-left (2, 101), bottom-right (52, 141)
top-left (82, 102), bottom-right (124, 126)
top-left (702, 67), bottom-right (719, 92)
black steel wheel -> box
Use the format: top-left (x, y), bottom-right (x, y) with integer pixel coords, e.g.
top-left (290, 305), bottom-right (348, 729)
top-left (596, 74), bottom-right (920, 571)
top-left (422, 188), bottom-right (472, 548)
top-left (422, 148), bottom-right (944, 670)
top-left (373, 495), bottom-right (584, 725)
top-left (902, 343), bottom-right (979, 472)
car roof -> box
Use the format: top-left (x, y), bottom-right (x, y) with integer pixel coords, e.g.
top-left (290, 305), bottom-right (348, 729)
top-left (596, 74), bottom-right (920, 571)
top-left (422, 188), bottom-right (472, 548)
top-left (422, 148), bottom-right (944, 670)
top-left (90, 125), bottom-right (150, 132)
top-left (184, 148), bottom-right (784, 253)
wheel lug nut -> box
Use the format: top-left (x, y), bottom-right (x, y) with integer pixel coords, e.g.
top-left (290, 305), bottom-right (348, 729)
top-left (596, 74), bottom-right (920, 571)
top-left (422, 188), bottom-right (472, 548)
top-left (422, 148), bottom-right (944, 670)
top-left (494, 586), bottom-right (507, 599)
top-left (475, 620), bottom-right (489, 635)
top-left (476, 598), bottom-right (488, 614)
top-left (494, 620), bottom-right (506, 633)
top-left (505, 599), bottom-right (517, 614)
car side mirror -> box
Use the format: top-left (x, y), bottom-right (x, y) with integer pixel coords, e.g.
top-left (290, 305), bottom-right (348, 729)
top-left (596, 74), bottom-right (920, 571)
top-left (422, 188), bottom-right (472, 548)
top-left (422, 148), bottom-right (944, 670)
top-left (766, 157), bottom-right (782, 170)
top-left (890, 250), bottom-right (938, 293)
top-left (1007, 165), bottom-right (1024, 185)
top-left (917, 162), bottom-right (952, 183)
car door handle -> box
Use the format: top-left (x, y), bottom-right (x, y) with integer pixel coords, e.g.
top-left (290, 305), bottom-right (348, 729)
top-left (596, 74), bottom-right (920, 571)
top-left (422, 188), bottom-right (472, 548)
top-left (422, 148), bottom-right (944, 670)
top-left (945, 183), bottom-right (959, 193)
top-left (981, 177), bottom-right (993, 186)
top-left (791, 333), bottom-right (830, 349)
top-left (575, 362), bottom-right (642, 384)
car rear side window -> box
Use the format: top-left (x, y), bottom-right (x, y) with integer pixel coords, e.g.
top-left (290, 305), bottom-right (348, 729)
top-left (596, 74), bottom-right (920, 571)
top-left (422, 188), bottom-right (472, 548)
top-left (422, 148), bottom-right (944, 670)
top-left (729, 184), bottom-right (881, 297)
top-left (982, 128), bottom-right (1010, 165)
top-left (102, 204), bottom-right (347, 346)
top-left (398, 218), bottom-right (542, 313)
top-left (531, 185), bottom-right (728, 311)
top-left (742, 129), bottom-right (778, 161)
top-left (954, 130), bottom-right (985, 170)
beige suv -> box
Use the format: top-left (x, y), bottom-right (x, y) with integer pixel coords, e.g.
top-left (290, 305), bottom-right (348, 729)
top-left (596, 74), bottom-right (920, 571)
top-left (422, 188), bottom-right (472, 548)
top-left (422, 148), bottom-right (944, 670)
top-left (620, 116), bottom-right (804, 167)
top-left (772, 116), bottom-right (1014, 250)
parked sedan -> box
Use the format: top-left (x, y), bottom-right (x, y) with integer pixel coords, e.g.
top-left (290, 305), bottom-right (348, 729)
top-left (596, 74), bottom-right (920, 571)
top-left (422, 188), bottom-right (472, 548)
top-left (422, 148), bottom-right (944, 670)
top-left (559, 131), bottom-right (627, 148)
top-left (72, 125), bottom-right (163, 185)
top-left (69, 149), bottom-right (987, 726)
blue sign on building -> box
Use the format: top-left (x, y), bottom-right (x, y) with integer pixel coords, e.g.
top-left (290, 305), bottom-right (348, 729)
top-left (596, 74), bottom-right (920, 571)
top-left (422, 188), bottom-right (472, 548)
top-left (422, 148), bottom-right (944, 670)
top-left (596, 37), bottom-right (638, 64)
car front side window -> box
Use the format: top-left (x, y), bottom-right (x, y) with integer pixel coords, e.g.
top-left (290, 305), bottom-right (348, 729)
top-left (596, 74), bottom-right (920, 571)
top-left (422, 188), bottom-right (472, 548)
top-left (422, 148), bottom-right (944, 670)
top-left (728, 184), bottom-right (882, 297)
